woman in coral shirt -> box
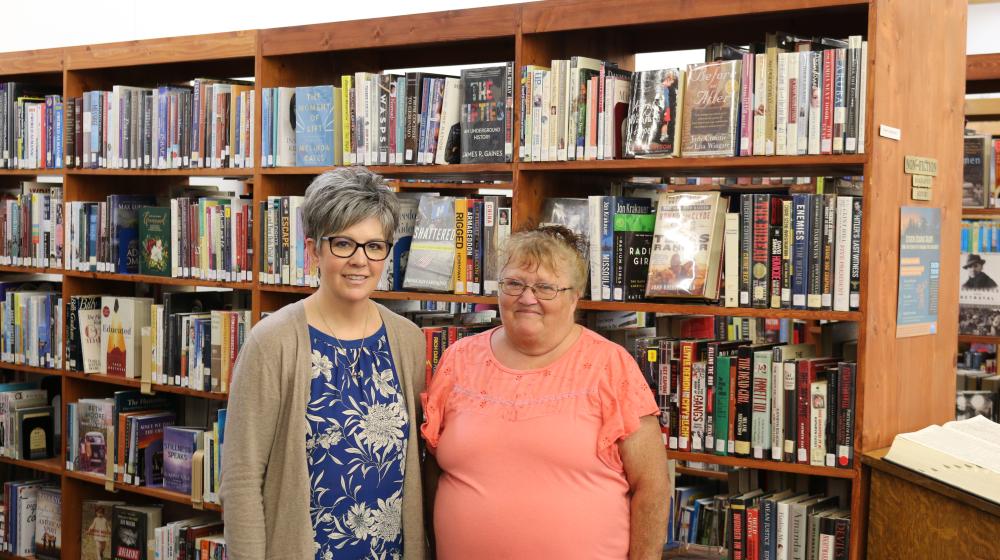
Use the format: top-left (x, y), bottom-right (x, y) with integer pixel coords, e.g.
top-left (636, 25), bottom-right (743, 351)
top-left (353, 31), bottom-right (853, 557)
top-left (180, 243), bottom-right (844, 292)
top-left (421, 226), bottom-right (669, 559)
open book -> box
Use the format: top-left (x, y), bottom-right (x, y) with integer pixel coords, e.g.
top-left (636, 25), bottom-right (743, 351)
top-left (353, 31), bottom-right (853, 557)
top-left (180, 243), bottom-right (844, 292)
top-left (883, 415), bottom-right (1000, 505)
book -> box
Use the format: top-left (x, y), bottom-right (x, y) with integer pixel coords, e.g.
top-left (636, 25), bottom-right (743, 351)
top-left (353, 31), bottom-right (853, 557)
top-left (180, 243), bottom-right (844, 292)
top-left (138, 207), bottom-right (170, 277)
top-left (112, 504), bottom-right (162, 560)
top-left (34, 486), bottom-right (60, 560)
top-left (294, 85), bottom-right (338, 167)
top-left (402, 196), bottom-right (456, 292)
top-left (163, 426), bottom-right (204, 494)
top-left (625, 68), bottom-right (684, 158)
top-left (378, 196), bottom-right (418, 291)
top-left (645, 192), bottom-right (727, 299)
top-left (83, 500), bottom-right (124, 560)
top-left (75, 398), bottom-right (113, 474)
top-left (100, 297), bottom-right (153, 377)
top-left (883, 415), bottom-right (1000, 505)
top-left (460, 62), bottom-right (514, 163)
top-left (963, 135), bottom-right (991, 208)
top-left (17, 405), bottom-right (53, 460)
top-left (680, 60), bottom-right (741, 157)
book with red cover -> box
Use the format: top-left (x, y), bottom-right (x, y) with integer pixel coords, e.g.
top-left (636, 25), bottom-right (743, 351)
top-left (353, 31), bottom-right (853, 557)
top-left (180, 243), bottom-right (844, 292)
top-left (795, 357), bottom-right (838, 464)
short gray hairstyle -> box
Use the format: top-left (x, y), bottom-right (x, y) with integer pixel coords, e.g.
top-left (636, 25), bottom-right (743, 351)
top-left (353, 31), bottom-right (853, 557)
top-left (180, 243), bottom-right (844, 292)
top-left (302, 167), bottom-right (399, 242)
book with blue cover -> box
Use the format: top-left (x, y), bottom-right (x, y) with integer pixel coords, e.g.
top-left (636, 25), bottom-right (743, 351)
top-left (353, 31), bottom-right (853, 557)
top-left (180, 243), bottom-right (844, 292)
top-left (163, 426), bottom-right (203, 494)
top-left (295, 85), bottom-right (336, 167)
top-left (109, 195), bottom-right (155, 274)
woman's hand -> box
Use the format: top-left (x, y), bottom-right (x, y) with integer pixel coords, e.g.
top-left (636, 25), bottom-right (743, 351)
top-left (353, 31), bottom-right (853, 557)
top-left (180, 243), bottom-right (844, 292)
top-left (620, 415), bottom-right (670, 560)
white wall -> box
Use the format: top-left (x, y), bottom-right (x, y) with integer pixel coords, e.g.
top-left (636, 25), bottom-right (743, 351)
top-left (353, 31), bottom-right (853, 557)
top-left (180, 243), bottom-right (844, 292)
top-left (1, 1), bottom-right (998, 57)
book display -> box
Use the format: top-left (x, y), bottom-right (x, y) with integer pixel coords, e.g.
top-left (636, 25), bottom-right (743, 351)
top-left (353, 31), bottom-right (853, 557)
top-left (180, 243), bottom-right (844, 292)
top-left (0, 1), bottom-right (967, 558)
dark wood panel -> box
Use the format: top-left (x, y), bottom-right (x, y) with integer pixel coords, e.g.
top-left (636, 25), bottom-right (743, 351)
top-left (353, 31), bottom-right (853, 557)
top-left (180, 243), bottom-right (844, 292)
top-left (519, 154), bottom-right (867, 177)
top-left (669, 450), bottom-right (858, 479)
top-left (64, 31), bottom-right (257, 69)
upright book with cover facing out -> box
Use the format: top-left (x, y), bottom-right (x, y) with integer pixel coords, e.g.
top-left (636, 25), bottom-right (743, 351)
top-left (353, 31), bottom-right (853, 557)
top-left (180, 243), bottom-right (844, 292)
top-left (138, 207), bottom-right (170, 276)
top-left (294, 85), bottom-right (338, 167)
top-left (163, 426), bottom-right (204, 494)
top-left (34, 486), bottom-right (61, 560)
top-left (681, 60), bottom-right (741, 157)
top-left (963, 134), bottom-right (991, 208)
top-left (625, 68), bottom-right (684, 158)
top-left (460, 64), bottom-right (512, 163)
top-left (112, 504), bottom-right (162, 560)
top-left (402, 196), bottom-right (456, 292)
top-left (377, 196), bottom-right (418, 292)
top-left (100, 296), bottom-right (153, 377)
top-left (645, 192), bottom-right (728, 299)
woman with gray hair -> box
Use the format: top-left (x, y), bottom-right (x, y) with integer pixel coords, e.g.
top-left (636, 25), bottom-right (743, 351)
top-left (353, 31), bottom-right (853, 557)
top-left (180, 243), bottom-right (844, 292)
top-left (222, 167), bottom-right (429, 560)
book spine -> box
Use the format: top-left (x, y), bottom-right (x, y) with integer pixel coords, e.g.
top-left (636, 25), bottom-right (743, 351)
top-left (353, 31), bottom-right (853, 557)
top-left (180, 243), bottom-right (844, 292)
top-left (775, 52), bottom-right (788, 156)
top-left (769, 199), bottom-right (783, 309)
top-left (600, 196), bottom-right (613, 301)
top-left (837, 362), bottom-right (856, 467)
top-left (751, 351), bottom-right (771, 459)
top-left (734, 348), bottom-right (753, 457)
top-left (740, 194), bottom-right (753, 307)
top-left (810, 378), bottom-right (828, 466)
top-left (833, 48), bottom-right (846, 154)
top-left (751, 193), bottom-right (770, 308)
top-left (783, 361), bottom-right (797, 462)
top-left (724, 213), bottom-right (740, 308)
top-left (785, 51), bottom-right (799, 156)
top-left (820, 49), bottom-right (835, 154)
top-left (704, 345), bottom-right (718, 452)
top-left (796, 361), bottom-right (812, 464)
top-left (808, 50), bottom-right (822, 155)
top-left (752, 53), bottom-right (767, 156)
top-left (807, 194), bottom-right (823, 309)
top-left (690, 361), bottom-right (706, 452)
top-left (845, 36), bottom-right (862, 153)
top-left (678, 341), bottom-right (695, 452)
top-left (770, 350), bottom-right (784, 461)
top-left (791, 194), bottom-right (809, 309)
top-left (849, 197), bottom-right (862, 310)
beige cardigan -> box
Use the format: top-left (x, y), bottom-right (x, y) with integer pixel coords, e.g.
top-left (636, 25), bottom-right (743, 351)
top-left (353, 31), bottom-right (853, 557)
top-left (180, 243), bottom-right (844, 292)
top-left (221, 300), bottom-right (428, 560)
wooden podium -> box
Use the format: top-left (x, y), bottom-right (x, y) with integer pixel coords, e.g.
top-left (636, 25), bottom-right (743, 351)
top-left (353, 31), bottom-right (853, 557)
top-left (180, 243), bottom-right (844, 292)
top-left (863, 449), bottom-right (1000, 559)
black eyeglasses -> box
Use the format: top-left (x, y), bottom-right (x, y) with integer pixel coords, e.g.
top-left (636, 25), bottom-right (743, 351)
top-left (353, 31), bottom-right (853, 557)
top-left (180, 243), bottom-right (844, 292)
top-left (323, 236), bottom-right (393, 261)
top-left (498, 278), bottom-right (573, 300)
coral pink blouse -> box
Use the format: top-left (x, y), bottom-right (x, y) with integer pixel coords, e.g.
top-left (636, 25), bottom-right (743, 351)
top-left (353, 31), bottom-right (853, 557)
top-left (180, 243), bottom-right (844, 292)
top-left (421, 327), bottom-right (659, 559)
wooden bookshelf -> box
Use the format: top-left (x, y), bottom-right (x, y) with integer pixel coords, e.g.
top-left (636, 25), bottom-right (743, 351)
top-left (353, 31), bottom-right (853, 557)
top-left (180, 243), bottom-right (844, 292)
top-left (962, 207), bottom-right (1000, 217)
top-left (958, 334), bottom-right (1000, 345)
top-left (64, 470), bottom-right (221, 512)
top-left (61, 371), bottom-right (229, 402)
top-left (0, 456), bottom-right (65, 476)
top-left (0, 2), bottom-right (967, 558)
top-left (674, 464), bottom-right (729, 481)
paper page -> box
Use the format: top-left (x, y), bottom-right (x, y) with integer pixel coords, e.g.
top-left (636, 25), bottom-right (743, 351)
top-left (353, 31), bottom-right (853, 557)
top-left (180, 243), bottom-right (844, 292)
top-left (943, 415), bottom-right (1000, 447)
top-left (901, 425), bottom-right (1000, 473)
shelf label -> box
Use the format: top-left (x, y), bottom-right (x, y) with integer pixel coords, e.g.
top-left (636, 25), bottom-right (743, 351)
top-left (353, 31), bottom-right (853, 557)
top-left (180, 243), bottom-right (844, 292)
top-left (904, 156), bottom-right (938, 176)
top-left (912, 174), bottom-right (933, 188)
top-left (879, 124), bottom-right (901, 140)
top-left (911, 187), bottom-right (932, 201)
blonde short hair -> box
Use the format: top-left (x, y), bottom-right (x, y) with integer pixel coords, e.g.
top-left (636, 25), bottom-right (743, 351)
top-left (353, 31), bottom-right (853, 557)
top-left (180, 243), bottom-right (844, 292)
top-left (499, 225), bottom-right (588, 294)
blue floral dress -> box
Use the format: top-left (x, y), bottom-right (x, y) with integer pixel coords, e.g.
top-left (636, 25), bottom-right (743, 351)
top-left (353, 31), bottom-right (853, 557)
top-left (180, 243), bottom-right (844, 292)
top-left (306, 325), bottom-right (408, 560)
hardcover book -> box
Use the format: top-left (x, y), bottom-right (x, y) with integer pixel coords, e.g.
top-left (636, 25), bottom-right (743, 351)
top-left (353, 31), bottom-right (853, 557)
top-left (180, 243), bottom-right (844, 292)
top-left (645, 192), bottom-right (728, 299)
top-left (82, 500), bottom-right (125, 560)
top-left (34, 486), bottom-right (61, 560)
top-left (378, 196), bottom-right (418, 292)
top-left (138, 207), bottom-right (170, 276)
top-left (101, 297), bottom-right (153, 377)
top-left (625, 68), bottom-right (684, 158)
top-left (460, 64), bottom-right (511, 163)
top-left (17, 405), bottom-right (53, 460)
top-left (959, 252), bottom-right (1000, 335)
top-left (680, 60), bottom-right (741, 157)
top-left (76, 398), bottom-right (114, 474)
top-left (963, 134), bottom-right (991, 208)
top-left (163, 426), bottom-right (203, 494)
top-left (109, 195), bottom-right (156, 274)
top-left (132, 411), bottom-right (176, 486)
top-left (294, 85), bottom-right (337, 167)
top-left (402, 196), bottom-right (456, 292)
top-left (112, 504), bottom-right (162, 560)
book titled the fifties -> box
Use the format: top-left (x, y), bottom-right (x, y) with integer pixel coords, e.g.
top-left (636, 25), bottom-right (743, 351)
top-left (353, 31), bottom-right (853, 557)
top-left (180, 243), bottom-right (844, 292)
top-left (138, 207), bottom-right (170, 277)
top-left (460, 63), bottom-right (513, 163)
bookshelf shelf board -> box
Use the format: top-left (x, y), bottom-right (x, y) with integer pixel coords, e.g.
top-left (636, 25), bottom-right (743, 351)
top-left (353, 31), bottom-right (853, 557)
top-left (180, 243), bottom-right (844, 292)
top-left (261, 164), bottom-right (513, 177)
top-left (258, 285), bottom-right (501, 305)
top-left (62, 270), bottom-right (253, 290)
top-left (65, 470), bottom-right (222, 511)
top-left (67, 168), bottom-right (254, 178)
top-left (62, 371), bottom-right (230, 401)
top-left (667, 451), bottom-right (858, 479)
top-left (518, 155), bottom-right (867, 177)
top-left (674, 464), bottom-right (729, 481)
top-left (0, 455), bottom-right (65, 475)
top-left (0, 169), bottom-right (65, 177)
top-left (958, 334), bottom-right (1000, 344)
top-left (578, 300), bottom-right (862, 321)
top-left (0, 552), bottom-right (32, 560)
top-left (388, 180), bottom-right (515, 192)
top-left (961, 208), bottom-right (1000, 217)
top-left (0, 265), bottom-right (64, 275)
top-left (0, 362), bottom-right (62, 377)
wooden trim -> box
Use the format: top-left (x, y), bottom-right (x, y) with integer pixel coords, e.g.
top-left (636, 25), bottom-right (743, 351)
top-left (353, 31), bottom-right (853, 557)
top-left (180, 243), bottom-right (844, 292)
top-left (519, 154), bottom-right (867, 176)
top-left (67, 168), bottom-right (253, 177)
top-left (965, 96), bottom-right (1000, 118)
top-left (0, 47), bottom-right (63, 75)
top-left (0, 455), bottom-right (64, 475)
top-left (668, 450), bottom-right (858, 479)
top-left (61, 270), bottom-right (253, 291)
top-left (259, 5), bottom-right (519, 56)
top-left (674, 465), bottom-right (729, 481)
top-left (967, 52), bottom-right (1000, 82)
top-left (958, 334), bottom-right (1000, 344)
top-left (520, 0), bottom-right (869, 33)
top-left (64, 469), bottom-right (222, 511)
top-left (61, 370), bottom-right (230, 401)
top-left (0, 362), bottom-right (62, 377)
top-left (261, 164), bottom-right (512, 177)
top-left (962, 208), bottom-right (1000, 217)
top-left (63, 30), bottom-right (257, 69)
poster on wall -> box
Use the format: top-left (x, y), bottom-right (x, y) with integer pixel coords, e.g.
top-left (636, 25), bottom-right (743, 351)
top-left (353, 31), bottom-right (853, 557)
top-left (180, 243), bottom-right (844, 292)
top-left (896, 206), bottom-right (941, 338)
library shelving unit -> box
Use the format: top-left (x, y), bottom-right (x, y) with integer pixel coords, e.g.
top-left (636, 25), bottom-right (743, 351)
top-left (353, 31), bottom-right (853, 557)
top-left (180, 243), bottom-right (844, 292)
top-left (960, 54), bottom-right (1000, 347)
top-left (0, 1), bottom-right (967, 558)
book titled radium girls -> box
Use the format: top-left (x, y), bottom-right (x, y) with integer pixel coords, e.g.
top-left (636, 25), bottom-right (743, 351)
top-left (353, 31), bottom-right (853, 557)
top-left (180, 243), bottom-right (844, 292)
top-left (681, 60), bottom-right (741, 157)
top-left (645, 192), bottom-right (728, 299)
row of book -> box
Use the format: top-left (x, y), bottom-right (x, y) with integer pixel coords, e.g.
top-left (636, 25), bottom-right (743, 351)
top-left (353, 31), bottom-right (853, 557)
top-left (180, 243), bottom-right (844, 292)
top-left (520, 32), bottom-right (868, 162)
top-left (66, 292), bottom-right (251, 393)
top-left (0, 378), bottom-right (59, 461)
top-left (81, 500), bottom-right (226, 560)
top-left (962, 134), bottom-right (998, 208)
top-left (960, 219), bottom-right (1000, 253)
top-left (0, 280), bottom-right (63, 369)
top-left (261, 64), bottom-right (514, 167)
top-left (0, 482), bottom-right (60, 558)
top-left (64, 80), bottom-right (255, 170)
top-left (66, 390), bottom-right (226, 506)
top-left (0, 83), bottom-right (64, 169)
top-left (671, 478), bottom-right (851, 560)
top-left (957, 367), bottom-right (999, 422)
top-left (0, 182), bottom-right (63, 268)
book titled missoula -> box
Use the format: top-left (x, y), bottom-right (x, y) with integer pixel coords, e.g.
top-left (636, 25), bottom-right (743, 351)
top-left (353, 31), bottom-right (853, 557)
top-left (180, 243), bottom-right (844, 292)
top-left (460, 63), bottom-right (513, 163)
